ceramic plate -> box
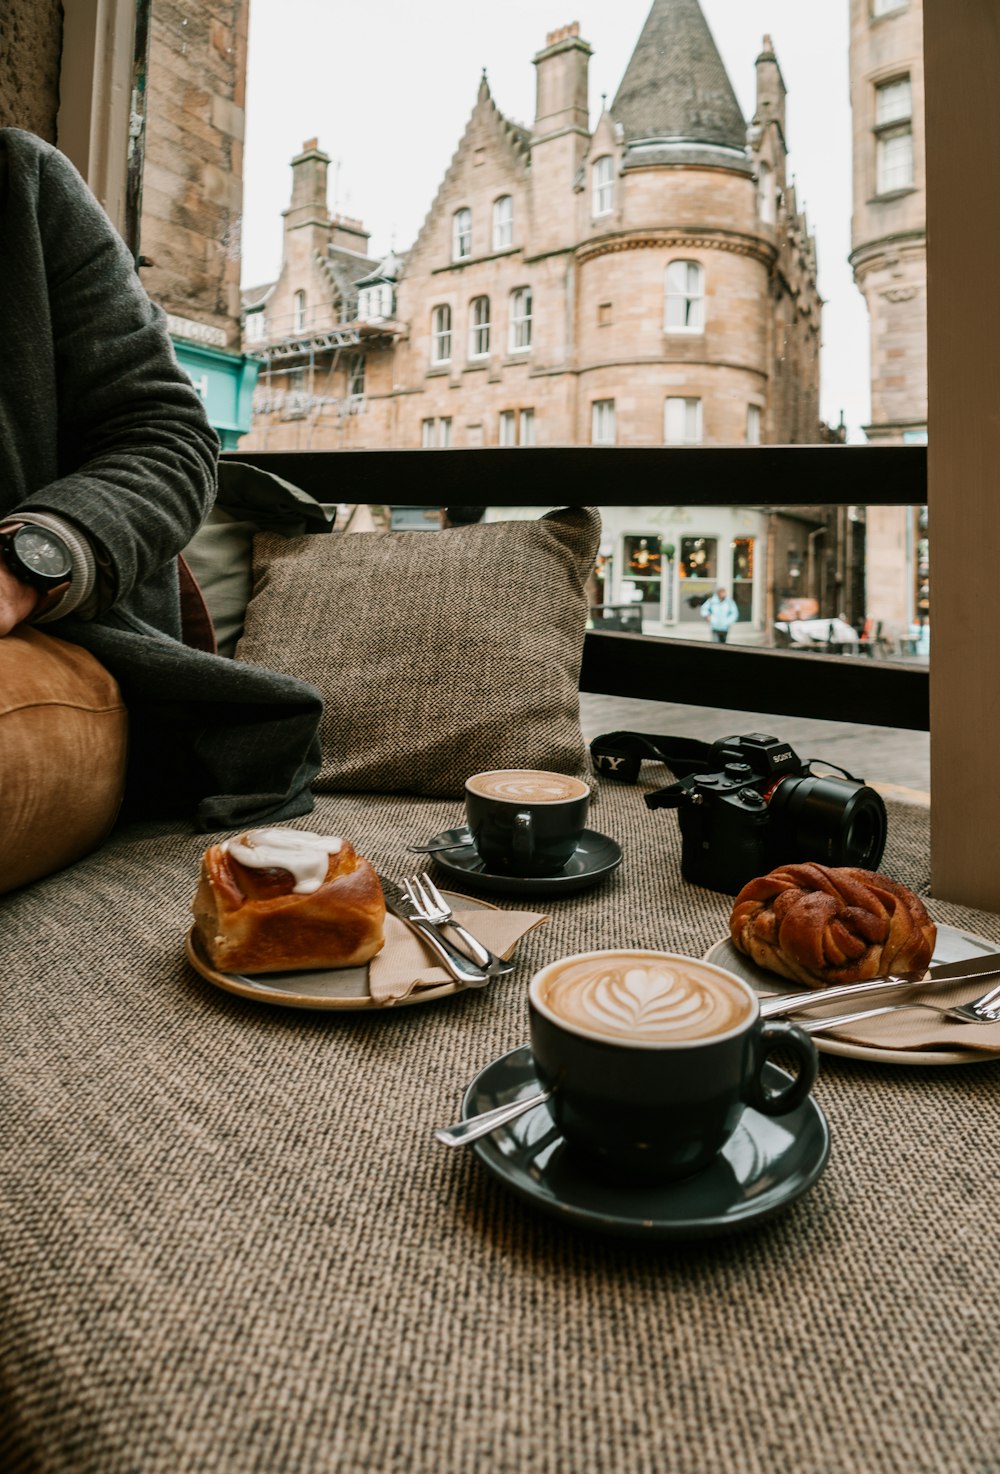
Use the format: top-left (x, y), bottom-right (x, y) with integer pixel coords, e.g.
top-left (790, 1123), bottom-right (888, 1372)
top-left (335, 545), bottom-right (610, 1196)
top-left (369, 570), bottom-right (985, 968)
top-left (185, 891), bottom-right (496, 1010)
top-left (427, 827), bottom-right (623, 897)
top-left (463, 1044), bottom-right (830, 1239)
top-left (704, 923), bottom-right (1000, 1066)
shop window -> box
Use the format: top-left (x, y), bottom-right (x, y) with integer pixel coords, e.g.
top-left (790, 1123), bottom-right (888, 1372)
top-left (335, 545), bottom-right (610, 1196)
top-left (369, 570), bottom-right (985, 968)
top-left (678, 535), bottom-right (718, 623)
top-left (622, 535), bottom-right (662, 616)
top-left (732, 536), bottom-right (755, 622)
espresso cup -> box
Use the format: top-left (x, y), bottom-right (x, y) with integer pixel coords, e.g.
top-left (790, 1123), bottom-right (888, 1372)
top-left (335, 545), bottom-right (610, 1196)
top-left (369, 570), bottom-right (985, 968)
top-left (528, 949), bottom-right (819, 1183)
top-left (465, 769), bottom-right (590, 876)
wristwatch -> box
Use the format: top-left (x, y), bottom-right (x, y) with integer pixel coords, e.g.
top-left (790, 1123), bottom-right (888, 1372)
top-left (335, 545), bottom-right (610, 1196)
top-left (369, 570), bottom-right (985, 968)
top-left (0, 522), bottom-right (73, 608)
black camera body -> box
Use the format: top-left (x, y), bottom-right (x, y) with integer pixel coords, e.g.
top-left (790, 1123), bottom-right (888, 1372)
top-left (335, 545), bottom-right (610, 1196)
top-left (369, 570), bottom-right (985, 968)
top-left (648, 732), bottom-right (888, 895)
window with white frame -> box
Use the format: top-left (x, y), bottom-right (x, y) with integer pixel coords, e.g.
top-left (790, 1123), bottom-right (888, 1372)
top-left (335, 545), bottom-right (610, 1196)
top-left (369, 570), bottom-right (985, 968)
top-left (592, 399), bottom-right (616, 445)
top-left (509, 287), bottom-right (532, 352)
top-left (453, 207), bottom-right (472, 260)
top-left (421, 417), bottom-right (453, 448)
top-left (746, 404), bottom-right (762, 444)
top-left (875, 76), bottom-right (914, 193)
top-left (492, 195), bottom-right (513, 250)
top-left (347, 353), bottom-right (365, 398)
top-left (469, 296), bottom-right (490, 358)
top-left (293, 290), bottom-right (306, 332)
top-left (593, 155), bottom-right (614, 216)
top-left (664, 397), bottom-right (703, 444)
top-left (664, 260), bottom-right (705, 332)
top-left (246, 311), bottom-right (264, 342)
top-left (757, 160), bottom-right (775, 224)
top-left (431, 304), bottom-right (452, 363)
top-left (358, 284), bottom-right (393, 321)
top-left (498, 408), bottom-right (535, 446)
top-left (873, 0), bottom-right (907, 15)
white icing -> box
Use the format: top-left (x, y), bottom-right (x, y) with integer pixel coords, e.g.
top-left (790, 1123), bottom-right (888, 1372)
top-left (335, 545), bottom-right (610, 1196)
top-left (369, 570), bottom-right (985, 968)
top-left (222, 828), bottom-right (343, 895)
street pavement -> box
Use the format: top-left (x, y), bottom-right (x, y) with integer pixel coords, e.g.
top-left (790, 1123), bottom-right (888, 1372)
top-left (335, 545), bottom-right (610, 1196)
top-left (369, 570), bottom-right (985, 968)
top-left (580, 692), bottom-right (930, 806)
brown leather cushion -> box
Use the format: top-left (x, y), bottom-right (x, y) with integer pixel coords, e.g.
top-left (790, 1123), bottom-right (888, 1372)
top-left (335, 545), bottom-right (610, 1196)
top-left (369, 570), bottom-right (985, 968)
top-left (0, 627), bottom-right (128, 894)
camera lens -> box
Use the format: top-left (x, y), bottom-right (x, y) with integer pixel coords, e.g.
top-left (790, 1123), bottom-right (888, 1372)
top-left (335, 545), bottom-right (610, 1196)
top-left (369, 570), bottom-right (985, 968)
top-left (768, 775), bottom-right (887, 870)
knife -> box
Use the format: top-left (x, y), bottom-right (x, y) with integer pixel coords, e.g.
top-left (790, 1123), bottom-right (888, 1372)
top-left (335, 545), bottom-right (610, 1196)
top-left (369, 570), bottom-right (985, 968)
top-left (758, 950), bottom-right (1000, 1019)
top-left (379, 876), bottom-right (490, 988)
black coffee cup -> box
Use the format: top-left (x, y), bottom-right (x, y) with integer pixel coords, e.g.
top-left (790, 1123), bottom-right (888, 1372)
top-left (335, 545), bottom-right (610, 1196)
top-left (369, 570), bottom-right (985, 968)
top-left (528, 949), bottom-right (819, 1183)
top-left (465, 769), bottom-right (590, 877)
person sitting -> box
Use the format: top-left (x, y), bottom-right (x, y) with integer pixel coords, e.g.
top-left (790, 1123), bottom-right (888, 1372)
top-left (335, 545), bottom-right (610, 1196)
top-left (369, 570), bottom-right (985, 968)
top-left (0, 128), bottom-right (322, 894)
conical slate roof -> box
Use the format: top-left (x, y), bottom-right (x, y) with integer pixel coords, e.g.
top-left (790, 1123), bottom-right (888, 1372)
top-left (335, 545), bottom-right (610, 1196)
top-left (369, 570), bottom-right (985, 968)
top-left (612, 0), bottom-right (748, 157)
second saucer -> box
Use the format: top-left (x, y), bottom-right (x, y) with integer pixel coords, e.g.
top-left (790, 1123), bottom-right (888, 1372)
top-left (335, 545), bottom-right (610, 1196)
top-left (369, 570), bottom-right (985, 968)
top-left (424, 827), bottom-right (623, 897)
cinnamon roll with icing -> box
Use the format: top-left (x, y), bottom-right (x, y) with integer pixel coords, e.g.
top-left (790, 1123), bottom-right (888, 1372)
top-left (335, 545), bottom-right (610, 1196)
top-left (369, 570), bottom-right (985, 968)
top-left (729, 862), bottom-right (936, 990)
top-left (193, 827), bottom-right (385, 973)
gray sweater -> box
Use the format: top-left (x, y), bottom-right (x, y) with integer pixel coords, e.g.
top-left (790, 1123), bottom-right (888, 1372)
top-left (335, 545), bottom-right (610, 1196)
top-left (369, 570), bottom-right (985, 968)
top-left (0, 129), bottom-right (321, 830)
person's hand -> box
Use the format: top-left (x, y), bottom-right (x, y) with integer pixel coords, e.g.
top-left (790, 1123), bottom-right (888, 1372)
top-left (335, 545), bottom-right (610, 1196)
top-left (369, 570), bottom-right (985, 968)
top-left (0, 562), bottom-right (40, 635)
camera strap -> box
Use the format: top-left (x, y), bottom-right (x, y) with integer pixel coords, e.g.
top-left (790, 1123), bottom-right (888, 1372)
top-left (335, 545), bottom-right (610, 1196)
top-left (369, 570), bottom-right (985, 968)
top-left (589, 730), bottom-right (715, 810)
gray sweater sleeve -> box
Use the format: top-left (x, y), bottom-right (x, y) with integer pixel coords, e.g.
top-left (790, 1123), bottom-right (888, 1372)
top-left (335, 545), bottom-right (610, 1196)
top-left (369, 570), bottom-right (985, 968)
top-left (16, 141), bottom-right (218, 610)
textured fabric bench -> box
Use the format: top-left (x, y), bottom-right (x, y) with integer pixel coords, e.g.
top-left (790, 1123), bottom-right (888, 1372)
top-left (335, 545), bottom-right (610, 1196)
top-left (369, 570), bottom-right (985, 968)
top-left (3, 781), bottom-right (999, 1474)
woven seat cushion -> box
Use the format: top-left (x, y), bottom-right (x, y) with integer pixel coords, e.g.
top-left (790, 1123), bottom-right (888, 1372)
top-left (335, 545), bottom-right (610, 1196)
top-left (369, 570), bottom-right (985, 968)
top-left (0, 627), bottom-right (127, 893)
top-left (235, 507), bottom-right (600, 797)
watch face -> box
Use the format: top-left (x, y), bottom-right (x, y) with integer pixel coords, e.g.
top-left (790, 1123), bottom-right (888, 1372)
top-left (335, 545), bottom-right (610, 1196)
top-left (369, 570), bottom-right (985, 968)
top-left (13, 526), bottom-right (72, 581)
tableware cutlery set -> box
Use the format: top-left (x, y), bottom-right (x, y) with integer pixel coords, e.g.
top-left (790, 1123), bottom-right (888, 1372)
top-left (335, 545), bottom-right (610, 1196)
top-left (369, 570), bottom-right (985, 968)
top-left (379, 874), bottom-right (494, 988)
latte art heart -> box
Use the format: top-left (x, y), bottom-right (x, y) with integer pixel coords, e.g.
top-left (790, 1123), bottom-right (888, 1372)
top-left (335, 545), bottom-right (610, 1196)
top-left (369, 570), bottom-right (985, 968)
top-left (539, 953), bottom-right (753, 1042)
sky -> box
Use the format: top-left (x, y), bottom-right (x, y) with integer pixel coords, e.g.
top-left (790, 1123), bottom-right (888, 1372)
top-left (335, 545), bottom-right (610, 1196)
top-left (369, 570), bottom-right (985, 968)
top-left (240, 1), bottom-right (871, 439)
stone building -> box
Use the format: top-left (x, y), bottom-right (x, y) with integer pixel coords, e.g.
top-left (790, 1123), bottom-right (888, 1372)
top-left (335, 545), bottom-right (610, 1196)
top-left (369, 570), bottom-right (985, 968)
top-left (0, 0), bottom-right (257, 449)
top-left (140, 0), bottom-right (259, 447)
top-left (849, 0), bottom-right (928, 645)
top-left (241, 0), bottom-right (835, 638)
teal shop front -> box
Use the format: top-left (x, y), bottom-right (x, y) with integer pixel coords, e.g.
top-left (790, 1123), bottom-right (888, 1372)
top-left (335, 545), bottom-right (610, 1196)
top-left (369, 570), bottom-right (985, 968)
top-left (171, 334), bottom-right (259, 450)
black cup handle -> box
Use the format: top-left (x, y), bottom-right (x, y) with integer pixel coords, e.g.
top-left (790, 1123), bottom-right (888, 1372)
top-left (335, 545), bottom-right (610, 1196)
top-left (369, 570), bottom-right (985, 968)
top-left (746, 1020), bottom-right (819, 1116)
top-left (511, 810), bottom-right (533, 859)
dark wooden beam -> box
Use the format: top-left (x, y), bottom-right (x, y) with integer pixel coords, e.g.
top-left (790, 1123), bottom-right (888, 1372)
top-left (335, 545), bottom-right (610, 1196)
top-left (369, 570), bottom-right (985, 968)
top-left (222, 444), bottom-right (927, 508)
top-left (579, 632), bottom-right (930, 731)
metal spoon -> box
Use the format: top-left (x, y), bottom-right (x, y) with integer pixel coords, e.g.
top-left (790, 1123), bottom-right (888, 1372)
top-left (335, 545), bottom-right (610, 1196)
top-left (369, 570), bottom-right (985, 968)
top-left (408, 827), bottom-right (475, 854)
top-left (434, 1088), bottom-right (552, 1147)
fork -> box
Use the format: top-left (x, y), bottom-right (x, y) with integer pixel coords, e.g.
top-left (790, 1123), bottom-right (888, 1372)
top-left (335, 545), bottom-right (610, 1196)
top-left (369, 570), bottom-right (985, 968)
top-left (800, 979), bottom-right (1000, 1035)
top-left (403, 874), bottom-right (515, 978)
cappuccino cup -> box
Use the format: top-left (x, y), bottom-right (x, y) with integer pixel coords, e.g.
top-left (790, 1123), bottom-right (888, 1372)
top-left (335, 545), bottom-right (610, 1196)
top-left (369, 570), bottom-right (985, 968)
top-left (528, 949), bottom-right (819, 1183)
top-left (465, 769), bottom-right (590, 876)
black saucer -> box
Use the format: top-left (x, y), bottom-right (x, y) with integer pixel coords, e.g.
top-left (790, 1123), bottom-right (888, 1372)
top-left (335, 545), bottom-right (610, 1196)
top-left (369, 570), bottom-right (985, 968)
top-left (425, 827), bottom-right (623, 897)
top-left (462, 1045), bottom-right (831, 1238)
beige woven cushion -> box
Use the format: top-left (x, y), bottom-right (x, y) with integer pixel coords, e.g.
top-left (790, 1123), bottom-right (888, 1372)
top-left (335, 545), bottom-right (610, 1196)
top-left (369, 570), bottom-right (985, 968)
top-left (234, 507), bottom-right (600, 797)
